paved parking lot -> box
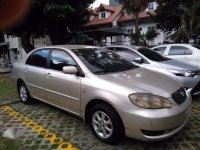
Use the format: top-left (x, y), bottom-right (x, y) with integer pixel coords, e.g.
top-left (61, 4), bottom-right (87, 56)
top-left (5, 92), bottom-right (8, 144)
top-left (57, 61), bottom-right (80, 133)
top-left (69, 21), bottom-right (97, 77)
top-left (0, 97), bottom-right (200, 150)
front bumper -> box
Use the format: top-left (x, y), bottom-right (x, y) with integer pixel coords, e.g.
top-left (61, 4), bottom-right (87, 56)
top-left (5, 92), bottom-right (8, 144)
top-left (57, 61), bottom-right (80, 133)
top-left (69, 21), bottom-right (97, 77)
top-left (116, 93), bottom-right (192, 141)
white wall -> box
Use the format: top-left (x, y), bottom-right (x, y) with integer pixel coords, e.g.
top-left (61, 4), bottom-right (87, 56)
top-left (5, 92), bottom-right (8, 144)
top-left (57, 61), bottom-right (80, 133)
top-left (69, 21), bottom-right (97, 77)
top-left (112, 12), bottom-right (122, 27)
top-left (105, 11), bottom-right (111, 18)
top-left (121, 22), bottom-right (165, 46)
top-left (7, 35), bottom-right (52, 61)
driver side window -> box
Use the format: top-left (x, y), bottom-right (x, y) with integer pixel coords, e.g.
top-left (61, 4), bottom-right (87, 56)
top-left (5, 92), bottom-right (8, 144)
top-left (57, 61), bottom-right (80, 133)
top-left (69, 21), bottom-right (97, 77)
top-left (49, 50), bottom-right (76, 71)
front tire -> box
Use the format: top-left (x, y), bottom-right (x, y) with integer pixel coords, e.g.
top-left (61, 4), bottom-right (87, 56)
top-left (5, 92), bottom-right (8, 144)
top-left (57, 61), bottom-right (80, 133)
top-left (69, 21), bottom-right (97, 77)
top-left (88, 103), bottom-right (124, 143)
top-left (18, 82), bottom-right (32, 104)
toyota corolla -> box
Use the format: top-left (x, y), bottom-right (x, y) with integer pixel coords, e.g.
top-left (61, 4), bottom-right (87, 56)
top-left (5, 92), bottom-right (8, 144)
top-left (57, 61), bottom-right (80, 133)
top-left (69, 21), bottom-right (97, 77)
top-left (12, 45), bottom-right (192, 143)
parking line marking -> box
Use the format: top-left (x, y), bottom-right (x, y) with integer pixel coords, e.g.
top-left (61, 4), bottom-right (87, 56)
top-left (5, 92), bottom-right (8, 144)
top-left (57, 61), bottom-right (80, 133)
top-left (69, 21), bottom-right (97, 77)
top-left (0, 105), bottom-right (79, 150)
top-left (192, 109), bottom-right (200, 113)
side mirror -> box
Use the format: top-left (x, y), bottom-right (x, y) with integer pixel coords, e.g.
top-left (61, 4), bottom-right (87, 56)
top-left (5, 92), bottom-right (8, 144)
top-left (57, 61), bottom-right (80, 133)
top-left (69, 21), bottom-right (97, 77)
top-left (63, 66), bottom-right (77, 74)
top-left (133, 57), bottom-right (144, 64)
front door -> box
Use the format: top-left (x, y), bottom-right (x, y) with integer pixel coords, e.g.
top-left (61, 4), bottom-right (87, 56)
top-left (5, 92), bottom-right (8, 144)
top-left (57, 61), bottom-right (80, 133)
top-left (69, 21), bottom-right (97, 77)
top-left (45, 49), bottom-right (81, 115)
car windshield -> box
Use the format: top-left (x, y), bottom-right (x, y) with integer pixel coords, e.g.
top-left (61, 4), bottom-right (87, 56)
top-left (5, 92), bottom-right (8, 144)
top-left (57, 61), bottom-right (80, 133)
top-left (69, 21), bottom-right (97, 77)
top-left (72, 48), bottom-right (138, 75)
top-left (137, 48), bottom-right (170, 62)
top-left (192, 44), bottom-right (200, 50)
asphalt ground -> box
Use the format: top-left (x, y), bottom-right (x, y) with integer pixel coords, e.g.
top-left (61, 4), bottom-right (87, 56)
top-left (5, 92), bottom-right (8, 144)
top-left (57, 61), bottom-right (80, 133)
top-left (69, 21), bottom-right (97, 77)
top-left (0, 96), bottom-right (200, 150)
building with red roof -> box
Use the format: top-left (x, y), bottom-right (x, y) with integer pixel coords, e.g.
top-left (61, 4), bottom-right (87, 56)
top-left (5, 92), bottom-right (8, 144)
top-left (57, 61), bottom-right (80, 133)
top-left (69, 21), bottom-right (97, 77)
top-left (83, 1), bottom-right (166, 46)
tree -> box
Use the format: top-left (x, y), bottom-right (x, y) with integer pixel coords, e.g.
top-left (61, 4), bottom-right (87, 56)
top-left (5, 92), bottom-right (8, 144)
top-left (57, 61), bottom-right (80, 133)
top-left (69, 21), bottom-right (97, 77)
top-left (130, 29), bottom-right (145, 46)
top-left (119, 0), bottom-right (149, 45)
top-left (145, 27), bottom-right (159, 43)
top-left (130, 28), bottom-right (159, 47)
top-left (155, 0), bottom-right (200, 43)
top-left (6, 0), bottom-right (94, 52)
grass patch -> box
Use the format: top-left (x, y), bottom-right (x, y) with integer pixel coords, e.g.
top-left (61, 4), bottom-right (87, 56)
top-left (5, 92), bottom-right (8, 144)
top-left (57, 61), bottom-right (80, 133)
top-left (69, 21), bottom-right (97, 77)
top-left (0, 75), bottom-right (19, 102)
top-left (0, 137), bottom-right (21, 150)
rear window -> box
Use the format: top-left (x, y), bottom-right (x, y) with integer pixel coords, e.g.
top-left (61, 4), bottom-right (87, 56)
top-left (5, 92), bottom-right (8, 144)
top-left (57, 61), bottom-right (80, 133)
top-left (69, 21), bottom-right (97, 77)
top-left (114, 47), bottom-right (141, 62)
top-left (138, 48), bottom-right (170, 62)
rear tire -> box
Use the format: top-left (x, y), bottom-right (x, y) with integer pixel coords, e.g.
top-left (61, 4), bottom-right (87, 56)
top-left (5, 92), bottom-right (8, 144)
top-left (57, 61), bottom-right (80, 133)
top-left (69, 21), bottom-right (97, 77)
top-left (18, 82), bottom-right (32, 104)
top-left (88, 103), bottom-right (124, 143)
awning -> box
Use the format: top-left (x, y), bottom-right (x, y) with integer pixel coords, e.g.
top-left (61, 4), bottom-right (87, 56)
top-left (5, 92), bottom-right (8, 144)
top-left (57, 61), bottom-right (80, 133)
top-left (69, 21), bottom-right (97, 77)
top-left (83, 27), bottom-right (130, 36)
top-left (0, 42), bottom-right (9, 46)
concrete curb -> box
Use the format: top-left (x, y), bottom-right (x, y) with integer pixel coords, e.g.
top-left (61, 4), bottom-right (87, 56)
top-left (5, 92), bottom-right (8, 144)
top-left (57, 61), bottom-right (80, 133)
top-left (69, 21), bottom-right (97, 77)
top-left (0, 100), bottom-right (20, 106)
top-left (0, 71), bottom-right (12, 74)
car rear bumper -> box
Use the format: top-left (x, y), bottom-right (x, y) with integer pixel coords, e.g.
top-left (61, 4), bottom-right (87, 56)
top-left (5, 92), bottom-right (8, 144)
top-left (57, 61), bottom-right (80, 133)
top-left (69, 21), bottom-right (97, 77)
top-left (116, 94), bottom-right (192, 141)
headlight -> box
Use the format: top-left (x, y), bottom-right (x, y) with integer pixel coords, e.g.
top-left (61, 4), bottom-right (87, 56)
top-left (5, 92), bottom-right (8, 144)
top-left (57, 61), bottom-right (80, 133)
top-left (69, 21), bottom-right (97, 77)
top-left (129, 93), bottom-right (172, 109)
top-left (168, 69), bottom-right (195, 77)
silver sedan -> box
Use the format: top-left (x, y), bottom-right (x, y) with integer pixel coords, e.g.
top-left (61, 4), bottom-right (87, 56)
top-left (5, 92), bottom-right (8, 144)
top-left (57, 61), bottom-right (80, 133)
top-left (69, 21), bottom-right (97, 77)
top-left (106, 46), bottom-right (200, 96)
top-left (12, 45), bottom-right (191, 143)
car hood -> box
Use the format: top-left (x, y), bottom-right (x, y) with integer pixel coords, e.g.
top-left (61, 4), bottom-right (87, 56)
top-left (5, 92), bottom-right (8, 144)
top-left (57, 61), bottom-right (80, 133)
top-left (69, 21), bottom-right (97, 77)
top-left (98, 68), bottom-right (182, 98)
top-left (152, 60), bottom-right (199, 71)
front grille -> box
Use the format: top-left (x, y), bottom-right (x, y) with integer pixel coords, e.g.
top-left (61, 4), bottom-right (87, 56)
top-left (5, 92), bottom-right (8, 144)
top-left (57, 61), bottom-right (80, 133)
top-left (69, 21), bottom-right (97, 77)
top-left (172, 88), bottom-right (186, 104)
top-left (191, 81), bottom-right (200, 95)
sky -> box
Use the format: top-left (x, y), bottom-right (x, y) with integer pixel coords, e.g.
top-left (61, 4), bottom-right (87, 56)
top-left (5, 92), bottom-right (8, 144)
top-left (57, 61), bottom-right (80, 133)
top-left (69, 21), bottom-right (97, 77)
top-left (90, 0), bottom-right (109, 8)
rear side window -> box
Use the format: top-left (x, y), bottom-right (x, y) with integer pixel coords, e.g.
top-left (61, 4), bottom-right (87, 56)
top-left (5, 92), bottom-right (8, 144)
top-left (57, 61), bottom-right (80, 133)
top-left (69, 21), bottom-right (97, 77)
top-left (49, 50), bottom-right (76, 71)
top-left (152, 46), bottom-right (166, 55)
top-left (168, 46), bottom-right (193, 55)
top-left (26, 49), bottom-right (49, 68)
top-left (115, 48), bottom-right (141, 62)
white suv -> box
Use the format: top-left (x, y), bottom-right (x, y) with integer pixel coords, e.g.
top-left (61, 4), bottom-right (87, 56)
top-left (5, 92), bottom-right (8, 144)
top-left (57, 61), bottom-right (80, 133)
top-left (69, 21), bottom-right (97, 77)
top-left (152, 44), bottom-right (200, 67)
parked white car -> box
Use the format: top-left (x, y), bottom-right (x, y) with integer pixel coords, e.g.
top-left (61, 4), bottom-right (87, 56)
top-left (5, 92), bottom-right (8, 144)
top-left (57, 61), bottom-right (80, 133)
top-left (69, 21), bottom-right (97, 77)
top-left (152, 44), bottom-right (200, 67)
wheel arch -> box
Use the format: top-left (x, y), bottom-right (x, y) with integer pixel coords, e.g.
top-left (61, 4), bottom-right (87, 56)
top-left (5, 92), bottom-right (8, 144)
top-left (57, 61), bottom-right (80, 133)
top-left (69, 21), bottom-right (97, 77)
top-left (17, 78), bottom-right (25, 93)
top-left (84, 99), bottom-right (124, 128)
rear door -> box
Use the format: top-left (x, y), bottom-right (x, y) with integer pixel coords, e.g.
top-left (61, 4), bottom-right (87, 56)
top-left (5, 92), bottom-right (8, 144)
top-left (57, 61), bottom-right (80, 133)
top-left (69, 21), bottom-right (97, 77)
top-left (166, 46), bottom-right (193, 62)
top-left (25, 49), bottom-right (50, 100)
top-left (45, 49), bottom-right (81, 115)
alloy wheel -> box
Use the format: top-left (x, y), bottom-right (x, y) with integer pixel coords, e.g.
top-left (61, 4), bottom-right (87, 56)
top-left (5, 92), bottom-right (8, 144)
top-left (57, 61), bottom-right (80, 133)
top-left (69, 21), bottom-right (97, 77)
top-left (92, 111), bottom-right (113, 139)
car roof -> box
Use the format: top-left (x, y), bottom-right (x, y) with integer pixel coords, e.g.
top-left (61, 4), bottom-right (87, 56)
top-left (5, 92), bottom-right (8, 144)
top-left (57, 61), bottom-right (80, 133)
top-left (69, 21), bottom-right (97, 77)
top-left (106, 45), bottom-right (141, 50)
top-left (36, 45), bottom-right (99, 50)
top-left (154, 44), bottom-right (192, 48)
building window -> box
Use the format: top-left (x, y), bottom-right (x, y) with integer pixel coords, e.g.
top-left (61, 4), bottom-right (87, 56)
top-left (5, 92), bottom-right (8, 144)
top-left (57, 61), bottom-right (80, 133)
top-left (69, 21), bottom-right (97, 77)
top-left (147, 2), bottom-right (155, 10)
top-left (127, 29), bottom-right (133, 34)
top-left (100, 12), bottom-right (106, 19)
top-left (148, 26), bottom-right (155, 31)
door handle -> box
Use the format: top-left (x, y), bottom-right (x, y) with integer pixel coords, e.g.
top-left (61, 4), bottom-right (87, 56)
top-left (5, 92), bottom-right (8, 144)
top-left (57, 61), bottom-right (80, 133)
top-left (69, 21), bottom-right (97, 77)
top-left (25, 68), bottom-right (28, 72)
top-left (46, 73), bottom-right (52, 78)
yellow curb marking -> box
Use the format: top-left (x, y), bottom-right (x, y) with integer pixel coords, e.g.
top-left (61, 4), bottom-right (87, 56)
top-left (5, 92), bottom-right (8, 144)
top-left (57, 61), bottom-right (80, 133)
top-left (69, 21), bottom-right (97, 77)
top-left (0, 106), bottom-right (79, 150)
top-left (192, 109), bottom-right (200, 113)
